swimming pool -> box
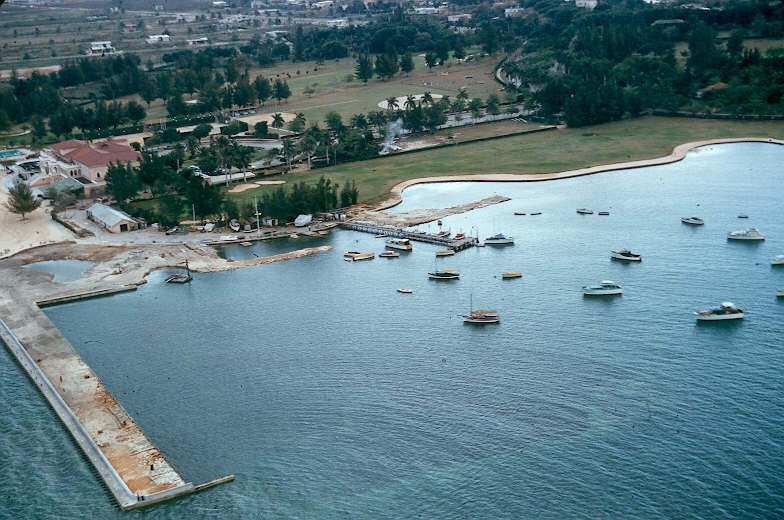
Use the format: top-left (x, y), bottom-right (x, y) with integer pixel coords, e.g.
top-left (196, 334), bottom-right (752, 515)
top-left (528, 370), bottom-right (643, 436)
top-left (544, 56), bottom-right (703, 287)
top-left (0, 149), bottom-right (22, 158)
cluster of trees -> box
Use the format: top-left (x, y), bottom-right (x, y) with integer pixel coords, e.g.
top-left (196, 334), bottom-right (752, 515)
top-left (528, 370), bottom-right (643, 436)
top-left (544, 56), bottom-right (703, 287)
top-left (261, 177), bottom-right (358, 221)
top-left (48, 100), bottom-right (146, 138)
top-left (501, 0), bottom-right (784, 126)
top-left (106, 152), bottom-right (224, 226)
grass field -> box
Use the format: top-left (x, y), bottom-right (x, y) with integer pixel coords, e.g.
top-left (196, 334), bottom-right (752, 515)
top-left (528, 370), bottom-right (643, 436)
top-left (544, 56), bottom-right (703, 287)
top-left (228, 116), bottom-right (784, 206)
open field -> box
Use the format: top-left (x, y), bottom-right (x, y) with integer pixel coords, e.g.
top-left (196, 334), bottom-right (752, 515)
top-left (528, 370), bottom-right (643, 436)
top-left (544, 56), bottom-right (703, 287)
top-left (251, 52), bottom-right (504, 124)
top-left (228, 116), bottom-right (784, 206)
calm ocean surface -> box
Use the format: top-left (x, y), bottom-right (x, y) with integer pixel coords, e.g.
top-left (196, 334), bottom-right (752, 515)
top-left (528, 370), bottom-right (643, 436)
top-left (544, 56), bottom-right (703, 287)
top-left (2, 142), bottom-right (783, 519)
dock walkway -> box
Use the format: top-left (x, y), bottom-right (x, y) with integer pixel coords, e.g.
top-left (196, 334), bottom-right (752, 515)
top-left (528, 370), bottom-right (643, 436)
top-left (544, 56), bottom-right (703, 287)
top-left (341, 222), bottom-right (478, 251)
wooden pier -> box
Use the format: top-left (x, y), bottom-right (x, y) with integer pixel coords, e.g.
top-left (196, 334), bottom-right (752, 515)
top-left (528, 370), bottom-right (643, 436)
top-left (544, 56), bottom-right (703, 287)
top-left (341, 222), bottom-right (479, 251)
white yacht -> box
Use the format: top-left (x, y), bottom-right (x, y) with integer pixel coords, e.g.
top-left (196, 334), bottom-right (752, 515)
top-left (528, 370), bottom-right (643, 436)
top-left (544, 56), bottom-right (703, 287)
top-left (611, 249), bottom-right (642, 262)
top-left (727, 228), bottom-right (765, 241)
top-left (694, 302), bottom-right (744, 321)
top-left (582, 281), bottom-right (623, 296)
top-left (484, 233), bottom-right (514, 245)
top-left (771, 255), bottom-right (784, 266)
top-left (681, 216), bottom-right (704, 225)
top-left (385, 238), bottom-right (413, 251)
top-left (576, 208), bottom-right (593, 215)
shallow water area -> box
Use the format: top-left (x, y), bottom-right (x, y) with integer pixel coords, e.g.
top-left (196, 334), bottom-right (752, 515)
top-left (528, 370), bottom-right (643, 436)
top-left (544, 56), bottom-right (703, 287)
top-left (22, 259), bottom-right (95, 282)
top-left (2, 142), bottom-right (784, 519)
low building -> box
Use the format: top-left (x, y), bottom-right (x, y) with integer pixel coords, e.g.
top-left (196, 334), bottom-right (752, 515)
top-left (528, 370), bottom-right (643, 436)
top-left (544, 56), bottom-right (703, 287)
top-left (447, 13), bottom-right (472, 22)
top-left (39, 139), bottom-right (141, 190)
top-left (88, 41), bottom-right (117, 55)
top-left (187, 37), bottom-right (210, 46)
top-left (504, 7), bottom-right (526, 17)
top-left (86, 203), bottom-right (140, 233)
top-left (146, 34), bottom-right (171, 44)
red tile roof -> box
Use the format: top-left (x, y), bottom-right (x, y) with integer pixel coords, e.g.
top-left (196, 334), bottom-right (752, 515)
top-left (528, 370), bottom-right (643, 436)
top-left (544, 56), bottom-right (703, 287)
top-left (50, 139), bottom-right (141, 167)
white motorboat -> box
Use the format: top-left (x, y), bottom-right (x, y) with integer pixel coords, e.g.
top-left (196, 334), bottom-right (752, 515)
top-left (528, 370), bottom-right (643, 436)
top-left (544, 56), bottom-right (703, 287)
top-left (777, 289), bottom-right (784, 298)
top-left (484, 233), bottom-right (514, 245)
top-left (379, 251), bottom-right (400, 258)
top-left (695, 302), bottom-right (744, 321)
top-left (397, 288), bottom-right (413, 294)
top-left (576, 208), bottom-right (593, 215)
top-left (681, 216), bottom-right (704, 225)
top-left (219, 235), bottom-right (239, 241)
top-left (583, 281), bottom-right (623, 296)
top-left (385, 238), bottom-right (413, 251)
top-left (771, 255), bottom-right (784, 266)
top-left (611, 249), bottom-right (642, 262)
top-left (727, 228), bottom-right (765, 241)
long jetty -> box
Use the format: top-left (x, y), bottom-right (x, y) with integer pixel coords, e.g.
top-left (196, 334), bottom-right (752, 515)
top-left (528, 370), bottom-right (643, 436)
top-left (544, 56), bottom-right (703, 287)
top-left (341, 222), bottom-right (479, 251)
top-left (0, 285), bottom-right (233, 510)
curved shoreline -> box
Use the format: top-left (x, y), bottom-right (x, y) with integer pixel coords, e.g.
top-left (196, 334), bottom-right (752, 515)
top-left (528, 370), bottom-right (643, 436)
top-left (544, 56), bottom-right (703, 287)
top-left (372, 137), bottom-right (783, 211)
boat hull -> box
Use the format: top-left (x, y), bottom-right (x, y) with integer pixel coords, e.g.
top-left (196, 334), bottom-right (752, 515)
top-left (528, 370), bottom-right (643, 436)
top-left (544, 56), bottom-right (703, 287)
top-left (428, 272), bottom-right (459, 280)
top-left (695, 312), bottom-right (744, 321)
top-left (583, 289), bottom-right (623, 296)
top-left (385, 240), bottom-right (413, 251)
top-left (462, 316), bottom-right (500, 324)
top-left (485, 239), bottom-right (514, 245)
top-left (611, 252), bottom-right (641, 261)
top-left (727, 236), bottom-right (765, 241)
top-left (502, 272), bottom-right (522, 279)
top-left (681, 218), bottom-right (704, 225)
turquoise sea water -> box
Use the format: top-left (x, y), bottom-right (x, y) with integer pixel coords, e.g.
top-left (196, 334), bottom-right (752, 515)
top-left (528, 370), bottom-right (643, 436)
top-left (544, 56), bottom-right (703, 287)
top-left (2, 142), bottom-right (784, 519)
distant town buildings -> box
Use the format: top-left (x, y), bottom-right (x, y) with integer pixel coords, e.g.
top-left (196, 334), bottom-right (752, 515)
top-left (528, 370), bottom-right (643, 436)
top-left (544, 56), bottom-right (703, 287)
top-left (504, 7), bottom-right (526, 17)
top-left (88, 41), bottom-right (117, 56)
top-left (145, 34), bottom-right (171, 44)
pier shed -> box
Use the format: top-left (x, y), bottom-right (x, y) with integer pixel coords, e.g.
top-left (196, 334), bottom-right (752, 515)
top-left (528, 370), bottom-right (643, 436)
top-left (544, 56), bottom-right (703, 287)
top-left (86, 203), bottom-right (140, 233)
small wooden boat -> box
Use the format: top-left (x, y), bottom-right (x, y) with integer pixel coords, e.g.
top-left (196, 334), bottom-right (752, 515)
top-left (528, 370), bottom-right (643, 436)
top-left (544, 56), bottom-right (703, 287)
top-left (428, 269), bottom-right (459, 280)
top-left (344, 251), bottom-right (361, 258)
top-left (165, 260), bottom-right (192, 284)
top-left (435, 249), bottom-right (455, 257)
top-left (530, 211), bottom-right (542, 216)
top-left (514, 211), bottom-right (526, 216)
top-left (397, 288), bottom-right (413, 294)
top-left (350, 252), bottom-right (375, 261)
top-left (738, 214), bottom-right (749, 219)
top-left (453, 233), bottom-right (466, 240)
top-left (502, 271), bottom-right (522, 279)
top-left (379, 251), bottom-right (399, 258)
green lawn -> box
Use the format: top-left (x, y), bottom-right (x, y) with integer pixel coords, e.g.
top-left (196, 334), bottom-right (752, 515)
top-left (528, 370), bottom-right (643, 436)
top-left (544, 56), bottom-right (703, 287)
top-left (228, 116), bottom-right (784, 206)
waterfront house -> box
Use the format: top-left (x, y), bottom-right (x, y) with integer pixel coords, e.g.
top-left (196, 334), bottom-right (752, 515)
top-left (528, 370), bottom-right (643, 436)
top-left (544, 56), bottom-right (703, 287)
top-left (86, 203), bottom-right (140, 233)
top-left (39, 139), bottom-right (140, 193)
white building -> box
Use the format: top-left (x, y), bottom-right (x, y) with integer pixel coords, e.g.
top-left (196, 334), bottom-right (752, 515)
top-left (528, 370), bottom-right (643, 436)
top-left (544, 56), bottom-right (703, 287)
top-left (86, 203), bottom-right (141, 233)
top-left (145, 34), bottom-right (171, 44)
top-left (88, 41), bottom-right (117, 55)
top-left (187, 37), bottom-right (210, 46)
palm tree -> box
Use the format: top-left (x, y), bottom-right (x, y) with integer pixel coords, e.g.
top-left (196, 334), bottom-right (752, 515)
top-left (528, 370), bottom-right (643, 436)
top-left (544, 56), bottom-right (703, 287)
top-left (271, 112), bottom-right (285, 129)
top-left (404, 94), bottom-right (417, 112)
top-left (385, 96), bottom-right (399, 111)
top-left (421, 91), bottom-right (434, 106)
top-left (281, 139), bottom-right (296, 173)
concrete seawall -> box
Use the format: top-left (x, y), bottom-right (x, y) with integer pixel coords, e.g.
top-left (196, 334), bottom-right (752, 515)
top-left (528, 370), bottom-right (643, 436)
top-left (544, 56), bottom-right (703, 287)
top-left (0, 289), bottom-right (195, 510)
